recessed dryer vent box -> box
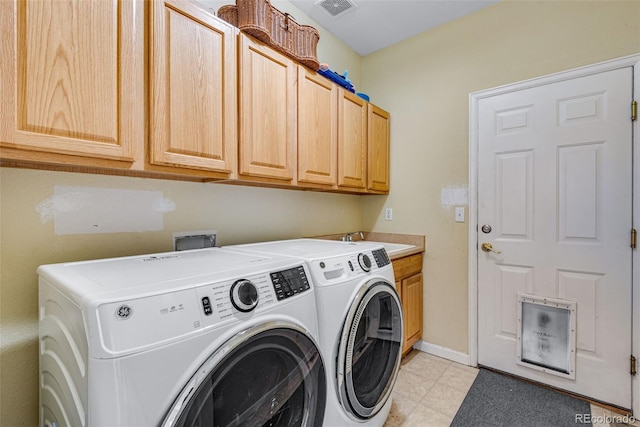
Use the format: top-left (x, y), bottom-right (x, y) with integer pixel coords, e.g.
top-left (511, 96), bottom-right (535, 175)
top-left (173, 230), bottom-right (217, 251)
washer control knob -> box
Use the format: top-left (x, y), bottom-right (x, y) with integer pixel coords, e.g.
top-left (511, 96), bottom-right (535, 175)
top-left (230, 279), bottom-right (259, 312)
top-left (357, 253), bottom-right (372, 272)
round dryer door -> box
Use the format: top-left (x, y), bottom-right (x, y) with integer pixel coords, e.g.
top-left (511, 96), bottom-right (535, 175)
top-left (162, 322), bottom-right (326, 427)
top-left (338, 280), bottom-right (403, 420)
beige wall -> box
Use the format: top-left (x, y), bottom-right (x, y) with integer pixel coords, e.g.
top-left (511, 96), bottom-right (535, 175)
top-left (361, 0), bottom-right (640, 354)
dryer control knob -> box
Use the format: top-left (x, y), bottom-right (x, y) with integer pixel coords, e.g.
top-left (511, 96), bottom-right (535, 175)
top-left (230, 279), bottom-right (259, 312)
top-left (357, 253), bottom-right (372, 272)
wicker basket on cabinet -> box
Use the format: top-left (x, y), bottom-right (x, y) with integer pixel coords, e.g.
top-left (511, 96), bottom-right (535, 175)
top-left (217, 0), bottom-right (320, 71)
top-left (217, 5), bottom-right (238, 27)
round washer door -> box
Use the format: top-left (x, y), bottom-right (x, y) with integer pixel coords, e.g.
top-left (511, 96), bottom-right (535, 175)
top-left (338, 279), bottom-right (403, 420)
top-left (162, 321), bottom-right (326, 427)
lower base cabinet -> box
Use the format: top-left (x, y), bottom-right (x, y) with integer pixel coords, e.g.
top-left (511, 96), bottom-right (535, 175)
top-left (393, 253), bottom-right (424, 355)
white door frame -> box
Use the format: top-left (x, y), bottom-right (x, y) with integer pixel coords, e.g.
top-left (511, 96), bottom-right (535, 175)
top-left (468, 54), bottom-right (640, 411)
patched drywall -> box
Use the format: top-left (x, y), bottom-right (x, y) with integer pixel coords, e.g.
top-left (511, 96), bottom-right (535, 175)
top-left (36, 186), bottom-right (175, 235)
top-left (441, 186), bottom-right (469, 209)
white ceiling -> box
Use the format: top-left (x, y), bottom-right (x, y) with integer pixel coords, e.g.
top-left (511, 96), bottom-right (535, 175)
top-left (199, 0), bottom-right (499, 56)
top-left (288, 0), bottom-right (499, 55)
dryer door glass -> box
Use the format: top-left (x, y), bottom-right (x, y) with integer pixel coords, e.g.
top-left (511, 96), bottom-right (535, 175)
top-left (163, 326), bottom-right (325, 427)
top-left (339, 281), bottom-right (402, 419)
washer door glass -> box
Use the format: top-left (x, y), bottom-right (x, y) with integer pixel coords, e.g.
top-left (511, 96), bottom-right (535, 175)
top-left (163, 325), bottom-right (325, 427)
top-left (339, 281), bottom-right (403, 419)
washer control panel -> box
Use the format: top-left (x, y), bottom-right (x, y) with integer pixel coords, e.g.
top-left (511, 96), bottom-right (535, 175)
top-left (270, 265), bottom-right (311, 300)
top-left (197, 273), bottom-right (275, 325)
top-left (195, 264), bottom-right (311, 326)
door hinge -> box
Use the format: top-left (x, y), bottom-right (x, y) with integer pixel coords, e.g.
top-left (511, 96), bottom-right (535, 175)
top-left (633, 100), bottom-right (638, 121)
top-left (631, 355), bottom-right (637, 376)
top-left (632, 229), bottom-right (637, 249)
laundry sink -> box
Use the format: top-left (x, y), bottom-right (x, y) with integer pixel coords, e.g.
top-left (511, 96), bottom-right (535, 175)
top-left (366, 241), bottom-right (416, 256)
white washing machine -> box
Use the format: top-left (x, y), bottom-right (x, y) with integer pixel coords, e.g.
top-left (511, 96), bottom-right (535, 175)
top-left (38, 247), bottom-right (326, 427)
top-left (227, 239), bottom-right (403, 427)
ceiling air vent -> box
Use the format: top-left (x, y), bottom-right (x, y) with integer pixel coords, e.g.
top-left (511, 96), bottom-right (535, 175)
top-left (316, 0), bottom-right (357, 17)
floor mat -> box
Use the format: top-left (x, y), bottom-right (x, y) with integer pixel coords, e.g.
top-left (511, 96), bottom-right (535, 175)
top-left (450, 368), bottom-right (592, 427)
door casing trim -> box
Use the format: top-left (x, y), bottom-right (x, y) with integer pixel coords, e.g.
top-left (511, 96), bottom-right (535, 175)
top-left (468, 53), bottom-right (640, 412)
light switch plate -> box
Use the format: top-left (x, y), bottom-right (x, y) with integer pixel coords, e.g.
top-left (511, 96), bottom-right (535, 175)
top-left (455, 207), bottom-right (465, 223)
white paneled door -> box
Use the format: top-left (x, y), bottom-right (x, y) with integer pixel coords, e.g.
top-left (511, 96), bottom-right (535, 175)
top-left (477, 67), bottom-right (633, 409)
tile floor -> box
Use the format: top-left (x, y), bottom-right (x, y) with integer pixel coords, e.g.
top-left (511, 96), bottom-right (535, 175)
top-left (384, 350), bottom-right (640, 427)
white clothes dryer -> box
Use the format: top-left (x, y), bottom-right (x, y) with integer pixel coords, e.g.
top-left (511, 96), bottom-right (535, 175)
top-left (227, 239), bottom-right (403, 427)
top-left (38, 248), bottom-right (326, 427)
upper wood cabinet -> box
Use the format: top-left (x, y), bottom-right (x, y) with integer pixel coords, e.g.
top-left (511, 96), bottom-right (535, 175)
top-left (367, 104), bottom-right (391, 193)
top-left (238, 34), bottom-right (297, 182)
top-left (149, 0), bottom-right (237, 177)
top-left (298, 67), bottom-right (391, 193)
top-left (0, 0), bottom-right (144, 164)
top-left (297, 67), bottom-right (338, 187)
top-left (0, 0), bottom-right (390, 193)
top-left (338, 90), bottom-right (367, 190)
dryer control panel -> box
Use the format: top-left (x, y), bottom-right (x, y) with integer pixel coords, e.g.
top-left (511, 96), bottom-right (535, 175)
top-left (372, 248), bottom-right (391, 267)
top-left (307, 248), bottom-right (393, 285)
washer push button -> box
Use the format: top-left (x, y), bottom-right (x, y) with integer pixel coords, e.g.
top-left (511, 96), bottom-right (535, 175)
top-left (201, 296), bottom-right (213, 316)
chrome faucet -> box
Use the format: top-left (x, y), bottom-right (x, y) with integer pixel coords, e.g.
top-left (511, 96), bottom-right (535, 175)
top-left (341, 231), bottom-right (364, 242)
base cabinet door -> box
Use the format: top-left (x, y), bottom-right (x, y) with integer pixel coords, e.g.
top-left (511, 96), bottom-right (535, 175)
top-left (150, 0), bottom-right (237, 177)
top-left (238, 34), bottom-right (297, 182)
top-left (393, 253), bottom-right (424, 355)
top-left (401, 272), bottom-right (423, 354)
top-left (0, 0), bottom-right (144, 164)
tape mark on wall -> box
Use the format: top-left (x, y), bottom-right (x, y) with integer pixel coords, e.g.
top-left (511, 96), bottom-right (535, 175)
top-left (36, 186), bottom-right (176, 235)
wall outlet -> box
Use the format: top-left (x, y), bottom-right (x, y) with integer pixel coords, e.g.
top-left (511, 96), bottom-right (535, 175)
top-left (173, 230), bottom-right (217, 251)
top-left (385, 208), bottom-right (393, 221)
top-left (455, 207), bottom-right (465, 223)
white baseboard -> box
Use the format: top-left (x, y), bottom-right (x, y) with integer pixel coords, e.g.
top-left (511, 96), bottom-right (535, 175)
top-left (412, 340), bottom-right (473, 366)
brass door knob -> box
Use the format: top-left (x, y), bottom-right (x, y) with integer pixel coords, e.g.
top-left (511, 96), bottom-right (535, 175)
top-left (481, 242), bottom-right (502, 254)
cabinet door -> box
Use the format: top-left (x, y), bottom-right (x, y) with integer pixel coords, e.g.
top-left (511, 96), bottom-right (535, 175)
top-left (402, 272), bottom-right (423, 354)
top-left (297, 67), bottom-right (338, 187)
top-left (239, 34), bottom-right (296, 181)
top-left (367, 104), bottom-right (390, 193)
top-left (0, 0), bottom-right (143, 162)
top-left (150, 0), bottom-right (237, 176)
top-left (337, 90), bottom-right (367, 189)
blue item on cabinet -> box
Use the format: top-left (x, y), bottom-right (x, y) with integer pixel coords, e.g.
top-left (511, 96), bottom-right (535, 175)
top-left (342, 70), bottom-right (351, 84)
top-left (317, 68), bottom-right (355, 92)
